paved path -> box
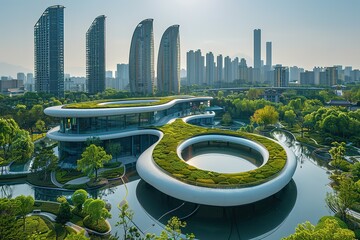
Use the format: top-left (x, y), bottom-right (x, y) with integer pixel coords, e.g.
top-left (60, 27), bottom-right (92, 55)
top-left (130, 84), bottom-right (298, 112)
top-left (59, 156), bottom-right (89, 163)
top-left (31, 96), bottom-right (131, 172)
top-left (65, 176), bottom-right (90, 185)
top-left (50, 171), bottom-right (64, 188)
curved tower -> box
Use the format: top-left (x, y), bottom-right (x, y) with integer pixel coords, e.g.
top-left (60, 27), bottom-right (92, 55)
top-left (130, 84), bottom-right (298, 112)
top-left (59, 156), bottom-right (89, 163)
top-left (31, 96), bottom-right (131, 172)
top-left (157, 25), bottom-right (180, 95)
top-left (129, 19), bottom-right (154, 95)
top-left (86, 15), bottom-right (106, 94)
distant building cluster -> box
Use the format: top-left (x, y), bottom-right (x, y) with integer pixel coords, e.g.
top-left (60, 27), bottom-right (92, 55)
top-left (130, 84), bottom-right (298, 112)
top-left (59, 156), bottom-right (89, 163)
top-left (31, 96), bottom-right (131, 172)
top-left (186, 29), bottom-right (360, 88)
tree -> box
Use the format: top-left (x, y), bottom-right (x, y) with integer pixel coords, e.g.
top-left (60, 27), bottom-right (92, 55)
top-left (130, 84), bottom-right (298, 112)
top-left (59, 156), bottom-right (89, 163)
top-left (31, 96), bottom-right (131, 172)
top-left (116, 203), bottom-right (136, 239)
top-left (10, 129), bottom-right (34, 163)
top-left (106, 142), bottom-right (122, 162)
top-left (326, 177), bottom-right (359, 221)
top-left (0, 198), bottom-right (21, 239)
top-left (246, 88), bottom-right (263, 100)
top-left (31, 148), bottom-right (57, 181)
top-left (158, 216), bottom-right (195, 240)
top-left (71, 189), bottom-right (88, 212)
top-left (56, 196), bottom-right (72, 225)
top-left (15, 195), bottom-right (34, 230)
top-left (85, 199), bottom-right (111, 224)
top-left (221, 112), bottom-right (233, 126)
top-left (251, 105), bottom-right (279, 128)
top-left (35, 120), bottom-right (46, 133)
top-left (0, 118), bottom-right (19, 163)
top-left (284, 110), bottom-right (297, 128)
top-left (77, 144), bottom-right (112, 181)
top-left (329, 142), bottom-right (346, 169)
top-left (283, 218), bottom-right (355, 240)
top-left (351, 162), bottom-right (360, 181)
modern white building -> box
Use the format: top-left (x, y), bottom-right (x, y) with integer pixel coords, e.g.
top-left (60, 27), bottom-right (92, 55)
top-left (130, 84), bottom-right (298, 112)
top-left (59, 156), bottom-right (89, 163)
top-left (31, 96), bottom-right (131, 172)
top-left (44, 96), bottom-right (213, 167)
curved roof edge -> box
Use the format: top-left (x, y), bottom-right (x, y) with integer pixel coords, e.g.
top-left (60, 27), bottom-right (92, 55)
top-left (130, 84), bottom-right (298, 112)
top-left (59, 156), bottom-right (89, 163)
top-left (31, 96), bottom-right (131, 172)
top-left (44, 97), bottom-right (212, 118)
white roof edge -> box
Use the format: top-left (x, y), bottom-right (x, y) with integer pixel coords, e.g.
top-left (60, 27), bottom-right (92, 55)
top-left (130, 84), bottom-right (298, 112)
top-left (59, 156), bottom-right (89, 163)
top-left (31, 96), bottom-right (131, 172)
top-left (44, 97), bottom-right (213, 118)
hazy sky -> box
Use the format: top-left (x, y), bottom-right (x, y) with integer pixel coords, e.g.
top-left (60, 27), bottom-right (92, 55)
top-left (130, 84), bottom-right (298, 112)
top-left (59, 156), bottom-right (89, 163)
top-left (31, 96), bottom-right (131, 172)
top-left (1, 0), bottom-right (360, 76)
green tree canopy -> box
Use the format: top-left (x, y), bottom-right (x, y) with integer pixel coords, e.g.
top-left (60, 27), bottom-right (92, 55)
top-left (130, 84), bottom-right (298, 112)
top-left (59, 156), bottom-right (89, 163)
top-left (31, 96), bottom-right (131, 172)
top-left (284, 109), bottom-right (297, 127)
top-left (71, 189), bottom-right (88, 212)
top-left (15, 195), bottom-right (34, 230)
top-left (0, 118), bottom-right (34, 167)
top-left (251, 105), bottom-right (279, 127)
top-left (10, 129), bottom-right (34, 163)
top-left (56, 196), bottom-right (72, 225)
top-left (283, 218), bottom-right (355, 240)
top-left (0, 197), bottom-right (21, 239)
top-left (31, 148), bottom-right (57, 180)
top-left (77, 144), bottom-right (112, 181)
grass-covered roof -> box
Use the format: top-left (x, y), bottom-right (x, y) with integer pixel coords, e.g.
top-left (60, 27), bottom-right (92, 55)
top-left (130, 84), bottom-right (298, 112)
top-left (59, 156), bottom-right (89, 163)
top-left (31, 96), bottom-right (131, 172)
top-left (153, 120), bottom-right (287, 188)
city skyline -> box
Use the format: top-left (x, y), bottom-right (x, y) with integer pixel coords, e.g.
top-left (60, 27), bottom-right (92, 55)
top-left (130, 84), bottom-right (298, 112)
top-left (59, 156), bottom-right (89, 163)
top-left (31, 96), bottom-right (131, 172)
top-left (1, 0), bottom-right (360, 77)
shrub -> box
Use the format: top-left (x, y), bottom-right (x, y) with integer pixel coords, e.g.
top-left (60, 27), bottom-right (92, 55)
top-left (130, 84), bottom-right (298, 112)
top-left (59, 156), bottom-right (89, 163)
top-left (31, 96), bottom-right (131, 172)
top-left (83, 216), bottom-right (109, 233)
top-left (317, 216), bottom-right (348, 229)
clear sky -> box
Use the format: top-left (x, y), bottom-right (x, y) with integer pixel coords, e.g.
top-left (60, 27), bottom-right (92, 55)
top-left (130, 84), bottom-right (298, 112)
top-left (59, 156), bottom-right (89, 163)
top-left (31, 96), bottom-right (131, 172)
top-left (0, 0), bottom-right (360, 76)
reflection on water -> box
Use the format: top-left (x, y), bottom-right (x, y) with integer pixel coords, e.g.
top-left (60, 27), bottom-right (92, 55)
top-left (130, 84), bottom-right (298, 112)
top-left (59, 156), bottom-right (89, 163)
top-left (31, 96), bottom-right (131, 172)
top-left (136, 179), bottom-right (297, 239)
top-left (0, 131), bottom-right (333, 239)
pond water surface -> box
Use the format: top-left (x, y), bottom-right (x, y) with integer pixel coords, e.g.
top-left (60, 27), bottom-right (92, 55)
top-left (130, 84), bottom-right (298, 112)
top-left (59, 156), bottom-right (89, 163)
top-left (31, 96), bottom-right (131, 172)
top-left (0, 130), bottom-right (333, 239)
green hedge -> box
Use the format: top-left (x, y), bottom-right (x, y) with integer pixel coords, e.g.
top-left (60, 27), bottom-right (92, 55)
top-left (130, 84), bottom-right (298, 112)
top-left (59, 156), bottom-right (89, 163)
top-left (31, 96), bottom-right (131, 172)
top-left (153, 119), bottom-right (287, 188)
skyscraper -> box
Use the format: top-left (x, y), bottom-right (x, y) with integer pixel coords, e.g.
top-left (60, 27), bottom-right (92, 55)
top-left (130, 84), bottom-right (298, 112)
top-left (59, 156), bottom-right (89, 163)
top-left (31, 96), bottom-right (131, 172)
top-left (194, 49), bottom-right (204, 85)
top-left (206, 52), bottom-right (215, 86)
top-left (86, 15), bottom-right (106, 94)
top-left (157, 25), bottom-right (180, 95)
top-left (274, 64), bottom-right (289, 87)
top-left (129, 19), bottom-right (154, 95)
top-left (232, 57), bottom-right (239, 82)
top-left (186, 50), bottom-right (195, 85)
top-left (116, 64), bottom-right (129, 90)
top-left (253, 29), bottom-right (261, 82)
top-left (254, 29), bottom-right (261, 69)
top-left (266, 42), bottom-right (272, 69)
top-left (34, 5), bottom-right (64, 97)
top-left (216, 55), bottom-right (223, 83)
top-left (224, 56), bottom-right (232, 83)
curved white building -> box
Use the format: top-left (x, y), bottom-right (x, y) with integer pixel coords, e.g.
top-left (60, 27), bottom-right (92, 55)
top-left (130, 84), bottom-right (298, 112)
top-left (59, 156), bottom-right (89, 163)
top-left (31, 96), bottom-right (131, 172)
top-left (136, 129), bottom-right (297, 206)
top-left (129, 19), bottom-right (154, 95)
top-left (157, 25), bottom-right (180, 95)
top-left (44, 97), bottom-right (212, 167)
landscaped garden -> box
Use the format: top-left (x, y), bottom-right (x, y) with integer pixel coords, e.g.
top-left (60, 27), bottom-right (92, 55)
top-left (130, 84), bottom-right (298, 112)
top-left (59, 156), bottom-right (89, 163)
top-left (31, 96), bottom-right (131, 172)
top-left (63, 96), bottom-right (194, 109)
top-left (152, 119), bottom-right (287, 188)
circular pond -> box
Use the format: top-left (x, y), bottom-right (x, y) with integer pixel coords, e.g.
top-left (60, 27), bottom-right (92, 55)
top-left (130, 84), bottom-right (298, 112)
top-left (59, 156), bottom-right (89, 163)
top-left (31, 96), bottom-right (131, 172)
top-left (181, 137), bottom-right (264, 174)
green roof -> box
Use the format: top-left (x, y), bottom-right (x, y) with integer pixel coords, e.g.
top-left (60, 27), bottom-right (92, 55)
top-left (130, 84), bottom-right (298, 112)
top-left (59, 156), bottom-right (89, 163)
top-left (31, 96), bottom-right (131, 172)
top-left (63, 96), bottom-right (198, 109)
top-left (153, 120), bottom-right (287, 188)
